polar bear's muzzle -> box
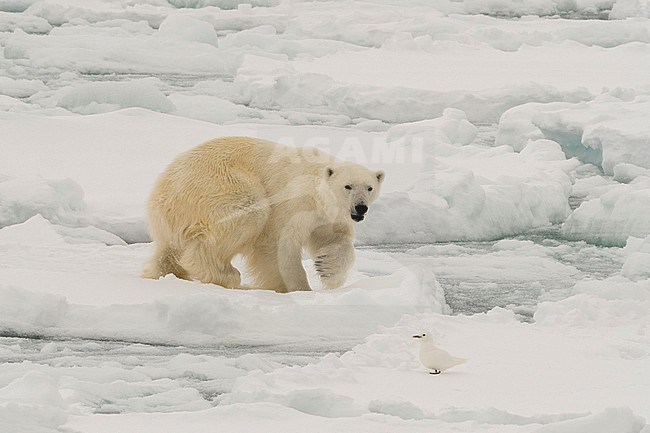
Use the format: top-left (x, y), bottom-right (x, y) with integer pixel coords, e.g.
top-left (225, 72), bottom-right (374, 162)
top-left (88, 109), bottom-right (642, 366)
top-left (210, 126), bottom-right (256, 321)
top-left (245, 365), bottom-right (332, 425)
top-left (351, 204), bottom-right (368, 222)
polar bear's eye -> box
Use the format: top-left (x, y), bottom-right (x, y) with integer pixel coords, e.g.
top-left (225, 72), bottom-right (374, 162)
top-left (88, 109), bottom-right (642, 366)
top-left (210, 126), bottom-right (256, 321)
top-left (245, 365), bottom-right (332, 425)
top-left (368, 187), bottom-right (373, 192)
top-left (344, 185), bottom-right (352, 190)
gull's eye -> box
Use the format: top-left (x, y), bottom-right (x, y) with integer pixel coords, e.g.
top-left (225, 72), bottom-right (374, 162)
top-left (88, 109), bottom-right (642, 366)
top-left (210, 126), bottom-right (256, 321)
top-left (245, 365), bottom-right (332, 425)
top-left (368, 187), bottom-right (373, 192)
top-left (344, 185), bottom-right (352, 190)
top-left (422, 333), bottom-right (426, 336)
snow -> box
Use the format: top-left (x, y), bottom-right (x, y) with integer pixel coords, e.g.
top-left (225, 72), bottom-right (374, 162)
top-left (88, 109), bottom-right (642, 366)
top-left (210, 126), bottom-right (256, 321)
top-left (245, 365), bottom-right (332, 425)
top-left (157, 14), bottom-right (219, 47)
top-left (4, 27), bottom-right (227, 75)
top-left (497, 94), bottom-right (650, 175)
top-left (294, 41), bottom-right (650, 95)
top-left (237, 53), bottom-right (595, 124)
top-left (496, 94), bottom-right (650, 244)
top-left (0, 76), bottom-right (47, 97)
top-left (563, 175), bottom-right (650, 246)
top-left (622, 236), bottom-right (650, 281)
top-left (55, 78), bottom-right (176, 114)
top-left (0, 175), bottom-right (85, 227)
top-left (1, 0), bottom-right (650, 432)
top-left (386, 108), bottom-right (478, 146)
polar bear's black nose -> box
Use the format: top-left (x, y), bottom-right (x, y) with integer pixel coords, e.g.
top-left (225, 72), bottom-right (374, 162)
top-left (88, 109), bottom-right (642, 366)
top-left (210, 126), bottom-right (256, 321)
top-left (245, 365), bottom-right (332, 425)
top-left (355, 204), bottom-right (368, 215)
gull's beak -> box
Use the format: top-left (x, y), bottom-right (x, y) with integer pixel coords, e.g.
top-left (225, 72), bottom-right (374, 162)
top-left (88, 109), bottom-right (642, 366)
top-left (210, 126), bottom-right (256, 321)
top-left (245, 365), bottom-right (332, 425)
top-left (412, 334), bottom-right (422, 339)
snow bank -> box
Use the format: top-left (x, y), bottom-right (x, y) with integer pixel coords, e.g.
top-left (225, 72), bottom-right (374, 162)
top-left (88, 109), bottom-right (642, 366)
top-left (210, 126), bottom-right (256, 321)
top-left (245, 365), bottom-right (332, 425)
top-left (0, 175), bottom-right (85, 228)
top-left (0, 216), bottom-right (446, 344)
top-left (621, 236), bottom-right (650, 281)
top-left (386, 108), bottom-right (477, 146)
top-left (0, 76), bottom-right (47, 98)
top-left (23, 0), bottom-right (167, 27)
top-left (157, 14), bottom-right (219, 47)
top-left (392, 0), bottom-right (645, 19)
top-left (168, 93), bottom-right (262, 124)
top-left (0, 214), bottom-right (126, 246)
top-left (0, 10), bottom-right (51, 33)
top-left (611, 0), bottom-right (650, 18)
top-left (496, 94), bottom-right (650, 244)
top-left (613, 163), bottom-right (650, 184)
top-left (167, 0), bottom-right (280, 9)
top-left (238, 54), bottom-right (593, 124)
top-left (0, 372), bottom-right (68, 432)
top-left (0, 350), bottom-right (286, 431)
top-left (3, 0), bottom-right (647, 31)
top-left (562, 176), bottom-right (650, 246)
top-left (496, 94), bottom-right (650, 175)
top-left (359, 130), bottom-right (579, 243)
top-left (4, 27), bottom-right (227, 75)
top-left (532, 407), bottom-right (645, 433)
top-left (56, 79), bottom-right (176, 114)
top-left (0, 267), bottom-right (444, 346)
top-left (535, 290), bottom-right (650, 327)
top-left (218, 24), bottom-right (358, 59)
top-left (291, 39), bottom-right (648, 103)
top-left (62, 404), bottom-right (648, 433)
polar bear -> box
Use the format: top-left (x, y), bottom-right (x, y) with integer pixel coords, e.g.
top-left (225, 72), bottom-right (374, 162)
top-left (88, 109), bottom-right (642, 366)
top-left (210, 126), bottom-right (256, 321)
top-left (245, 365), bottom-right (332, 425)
top-left (143, 136), bottom-right (384, 292)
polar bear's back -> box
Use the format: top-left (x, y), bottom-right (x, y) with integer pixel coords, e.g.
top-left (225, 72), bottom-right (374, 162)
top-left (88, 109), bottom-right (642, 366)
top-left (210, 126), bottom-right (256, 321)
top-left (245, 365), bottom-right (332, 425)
top-left (178, 136), bottom-right (277, 177)
top-left (148, 137), bottom-right (334, 240)
top-left (175, 136), bottom-right (332, 184)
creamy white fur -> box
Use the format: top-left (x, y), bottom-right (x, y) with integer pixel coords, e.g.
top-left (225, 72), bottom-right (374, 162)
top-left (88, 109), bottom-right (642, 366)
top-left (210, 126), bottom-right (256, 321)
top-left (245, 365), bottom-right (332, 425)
top-left (143, 136), bottom-right (384, 292)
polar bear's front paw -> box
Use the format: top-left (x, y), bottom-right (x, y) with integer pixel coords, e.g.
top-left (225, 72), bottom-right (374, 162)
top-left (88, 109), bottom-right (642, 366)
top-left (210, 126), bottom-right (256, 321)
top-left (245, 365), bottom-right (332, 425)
top-left (315, 254), bottom-right (347, 289)
top-left (320, 274), bottom-right (347, 290)
top-left (314, 254), bottom-right (333, 278)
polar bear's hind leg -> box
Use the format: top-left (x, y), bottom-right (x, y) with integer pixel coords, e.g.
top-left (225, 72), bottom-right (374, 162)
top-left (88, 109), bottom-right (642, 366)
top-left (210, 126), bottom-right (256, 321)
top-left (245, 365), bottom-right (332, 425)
top-left (178, 237), bottom-right (242, 288)
top-left (142, 244), bottom-right (189, 281)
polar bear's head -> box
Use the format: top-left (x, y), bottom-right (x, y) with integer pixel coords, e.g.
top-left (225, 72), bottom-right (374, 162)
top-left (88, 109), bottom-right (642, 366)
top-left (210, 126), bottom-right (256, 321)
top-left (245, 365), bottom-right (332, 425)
top-left (325, 163), bottom-right (385, 222)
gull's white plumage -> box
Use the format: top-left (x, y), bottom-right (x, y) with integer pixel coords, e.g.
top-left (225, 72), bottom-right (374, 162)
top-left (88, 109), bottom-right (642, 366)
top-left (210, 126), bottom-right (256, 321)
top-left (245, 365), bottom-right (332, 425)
top-left (413, 333), bottom-right (467, 374)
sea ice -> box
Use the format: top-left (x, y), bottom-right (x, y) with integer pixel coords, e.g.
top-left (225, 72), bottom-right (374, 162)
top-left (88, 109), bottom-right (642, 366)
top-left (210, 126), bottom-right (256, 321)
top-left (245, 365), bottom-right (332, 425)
top-left (1, 1), bottom-right (649, 432)
top-left (563, 176), bottom-right (650, 246)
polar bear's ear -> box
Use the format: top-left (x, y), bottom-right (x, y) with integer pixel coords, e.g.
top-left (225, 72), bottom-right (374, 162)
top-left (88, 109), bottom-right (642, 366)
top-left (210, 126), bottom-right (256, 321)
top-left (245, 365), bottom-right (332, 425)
top-left (326, 167), bottom-right (334, 177)
top-left (376, 170), bottom-right (385, 183)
